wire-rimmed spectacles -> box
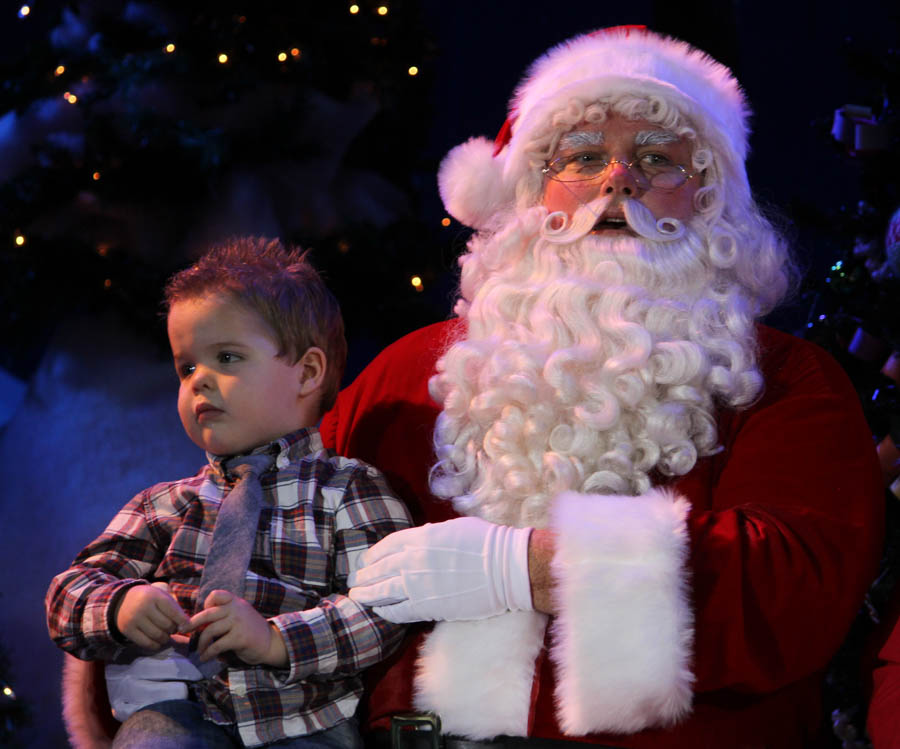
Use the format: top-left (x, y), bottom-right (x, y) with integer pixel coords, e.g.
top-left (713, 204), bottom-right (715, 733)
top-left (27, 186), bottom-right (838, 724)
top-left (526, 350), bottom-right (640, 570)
top-left (542, 151), bottom-right (696, 191)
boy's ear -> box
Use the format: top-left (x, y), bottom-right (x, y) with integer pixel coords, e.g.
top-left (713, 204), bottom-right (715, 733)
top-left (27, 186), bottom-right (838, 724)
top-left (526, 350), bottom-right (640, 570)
top-left (297, 347), bottom-right (327, 397)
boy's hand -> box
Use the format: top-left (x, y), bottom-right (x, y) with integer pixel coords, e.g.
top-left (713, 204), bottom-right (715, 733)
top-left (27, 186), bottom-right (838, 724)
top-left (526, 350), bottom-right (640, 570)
top-left (116, 582), bottom-right (190, 651)
top-left (185, 590), bottom-right (288, 668)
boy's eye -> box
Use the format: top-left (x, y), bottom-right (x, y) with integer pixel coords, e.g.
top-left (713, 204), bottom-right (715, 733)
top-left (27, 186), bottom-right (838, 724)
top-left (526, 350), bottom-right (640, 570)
top-left (217, 351), bottom-right (241, 364)
top-left (178, 363), bottom-right (195, 378)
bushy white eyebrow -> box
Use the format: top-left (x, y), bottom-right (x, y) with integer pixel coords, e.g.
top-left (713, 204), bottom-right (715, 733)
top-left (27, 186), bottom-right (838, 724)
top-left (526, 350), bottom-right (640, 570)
top-left (558, 131), bottom-right (604, 149)
top-left (634, 130), bottom-right (679, 146)
top-left (557, 129), bottom-right (679, 152)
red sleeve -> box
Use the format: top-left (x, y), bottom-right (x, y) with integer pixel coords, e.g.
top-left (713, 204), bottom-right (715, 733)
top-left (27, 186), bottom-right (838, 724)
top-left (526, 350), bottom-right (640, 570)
top-left (685, 326), bottom-right (884, 694)
top-left (866, 580), bottom-right (900, 748)
top-left (320, 320), bottom-right (462, 525)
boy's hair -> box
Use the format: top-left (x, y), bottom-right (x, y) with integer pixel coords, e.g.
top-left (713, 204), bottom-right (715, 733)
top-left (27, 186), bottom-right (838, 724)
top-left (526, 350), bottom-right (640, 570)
top-left (164, 236), bottom-right (347, 416)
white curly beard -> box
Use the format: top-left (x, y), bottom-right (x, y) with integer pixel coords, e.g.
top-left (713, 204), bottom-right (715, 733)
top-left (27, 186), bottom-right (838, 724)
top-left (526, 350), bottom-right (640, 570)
top-left (428, 200), bottom-right (763, 528)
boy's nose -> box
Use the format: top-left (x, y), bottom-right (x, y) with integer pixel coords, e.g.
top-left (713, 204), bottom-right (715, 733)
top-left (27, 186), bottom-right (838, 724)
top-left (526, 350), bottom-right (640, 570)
top-left (191, 366), bottom-right (214, 392)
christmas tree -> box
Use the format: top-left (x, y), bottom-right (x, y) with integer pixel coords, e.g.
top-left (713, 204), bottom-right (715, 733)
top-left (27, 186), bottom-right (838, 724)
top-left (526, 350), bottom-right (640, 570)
top-left (799, 36), bottom-right (900, 749)
top-left (0, 0), bottom-right (453, 385)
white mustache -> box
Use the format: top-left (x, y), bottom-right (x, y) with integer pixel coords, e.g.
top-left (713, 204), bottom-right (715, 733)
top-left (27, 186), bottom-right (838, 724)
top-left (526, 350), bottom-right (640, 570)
top-left (539, 197), bottom-right (685, 243)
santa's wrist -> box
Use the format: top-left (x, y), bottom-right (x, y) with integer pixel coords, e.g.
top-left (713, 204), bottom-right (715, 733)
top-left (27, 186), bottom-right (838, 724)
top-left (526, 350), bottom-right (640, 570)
top-left (527, 528), bottom-right (557, 615)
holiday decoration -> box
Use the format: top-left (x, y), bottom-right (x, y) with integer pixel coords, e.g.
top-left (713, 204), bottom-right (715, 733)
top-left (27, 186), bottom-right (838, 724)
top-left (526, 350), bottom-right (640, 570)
top-left (0, 0), bottom-right (450, 383)
top-left (804, 37), bottom-right (900, 749)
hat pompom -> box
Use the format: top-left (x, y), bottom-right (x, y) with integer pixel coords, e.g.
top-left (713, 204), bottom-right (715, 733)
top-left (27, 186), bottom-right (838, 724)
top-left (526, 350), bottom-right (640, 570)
top-left (438, 137), bottom-right (512, 230)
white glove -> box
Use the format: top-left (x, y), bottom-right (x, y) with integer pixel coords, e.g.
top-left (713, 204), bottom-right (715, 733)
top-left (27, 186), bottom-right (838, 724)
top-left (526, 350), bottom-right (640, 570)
top-left (347, 517), bottom-right (534, 623)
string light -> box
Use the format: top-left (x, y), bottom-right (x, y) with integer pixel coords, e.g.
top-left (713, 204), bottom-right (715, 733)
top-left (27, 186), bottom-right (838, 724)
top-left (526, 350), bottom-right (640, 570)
top-left (277, 52), bottom-right (287, 62)
top-left (2, 685), bottom-right (15, 698)
top-left (410, 275), bottom-right (423, 291)
top-left (97, 244), bottom-right (110, 256)
top-left (92, 171), bottom-right (101, 181)
top-left (64, 91), bottom-right (77, 103)
top-left (218, 53), bottom-right (229, 64)
top-left (18, 5), bottom-right (30, 18)
top-left (54, 65), bottom-right (65, 76)
top-left (407, 66), bottom-right (418, 76)
top-left (377, 5), bottom-right (389, 15)
top-left (103, 278), bottom-right (113, 289)
top-left (15, 234), bottom-right (25, 246)
top-left (349, 4), bottom-right (360, 14)
top-left (165, 43), bottom-right (175, 53)
top-left (441, 217), bottom-right (451, 227)
top-left (290, 47), bottom-right (300, 58)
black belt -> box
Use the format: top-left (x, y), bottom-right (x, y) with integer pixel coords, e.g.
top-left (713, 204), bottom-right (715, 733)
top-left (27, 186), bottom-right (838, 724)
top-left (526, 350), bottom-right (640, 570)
top-left (369, 714), bottom-right (621, 749)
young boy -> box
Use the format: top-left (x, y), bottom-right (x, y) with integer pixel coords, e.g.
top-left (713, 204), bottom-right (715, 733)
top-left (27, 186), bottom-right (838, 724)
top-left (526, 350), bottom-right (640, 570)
top-left (46, 237), bottom-right (412, 748)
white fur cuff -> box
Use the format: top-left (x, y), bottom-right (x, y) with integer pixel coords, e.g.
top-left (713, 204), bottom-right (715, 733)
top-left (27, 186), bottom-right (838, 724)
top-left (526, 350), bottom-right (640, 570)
top-left (414, 612), bottom-right (548, 739)
top-left (549, 488), bottom-right (694, 735)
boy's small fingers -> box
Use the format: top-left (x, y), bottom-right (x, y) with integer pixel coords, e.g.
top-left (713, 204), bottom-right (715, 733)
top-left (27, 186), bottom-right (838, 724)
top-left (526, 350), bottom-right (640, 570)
top-left (135, 623), bottom-right (168, 649)
top-left (196, 620), bottom-right (229, 657)
top-left (154, 583), bottom-right (187, 623)
top-left (203, 589), bottom-right (233, 609)
top-left (189, 606), bottom-right (227, 630)
top-left (178, 619), bottom-right (196, 634)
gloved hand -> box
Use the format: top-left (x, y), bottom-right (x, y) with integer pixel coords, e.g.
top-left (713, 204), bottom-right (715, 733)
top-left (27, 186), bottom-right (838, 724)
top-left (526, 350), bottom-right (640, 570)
top-left (347, 516), bottom-right (534, 622)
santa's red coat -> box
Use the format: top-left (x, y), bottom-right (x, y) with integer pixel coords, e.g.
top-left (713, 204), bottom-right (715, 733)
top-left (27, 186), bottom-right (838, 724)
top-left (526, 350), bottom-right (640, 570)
top-left (321, 320), bottom-right (883, 748)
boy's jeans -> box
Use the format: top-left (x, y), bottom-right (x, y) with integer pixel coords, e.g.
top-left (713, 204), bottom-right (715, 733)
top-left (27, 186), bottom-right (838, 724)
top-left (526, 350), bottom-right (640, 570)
top-left (111, 699), bottom-right (363, 748)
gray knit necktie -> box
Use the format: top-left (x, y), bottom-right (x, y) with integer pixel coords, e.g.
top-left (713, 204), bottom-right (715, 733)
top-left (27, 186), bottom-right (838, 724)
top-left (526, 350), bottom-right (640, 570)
top-left (193, 451), bottom-right (275, 677)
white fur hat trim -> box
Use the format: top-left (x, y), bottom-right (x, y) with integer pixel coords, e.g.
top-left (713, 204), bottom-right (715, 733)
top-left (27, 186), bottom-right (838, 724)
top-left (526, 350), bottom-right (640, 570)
top-left (437, 136), bottom-right (507, 230)
top-left (439, 27), bottom-right (750, 229)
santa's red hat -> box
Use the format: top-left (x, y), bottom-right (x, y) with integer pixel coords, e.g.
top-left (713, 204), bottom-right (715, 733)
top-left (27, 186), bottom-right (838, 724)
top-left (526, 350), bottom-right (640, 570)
top-left (439, 26), bottom-right (751, 229)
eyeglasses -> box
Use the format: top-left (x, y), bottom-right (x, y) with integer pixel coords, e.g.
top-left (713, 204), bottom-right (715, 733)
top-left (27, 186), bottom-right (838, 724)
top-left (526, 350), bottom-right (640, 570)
top-left (542, 151), bottom-right (696, 191)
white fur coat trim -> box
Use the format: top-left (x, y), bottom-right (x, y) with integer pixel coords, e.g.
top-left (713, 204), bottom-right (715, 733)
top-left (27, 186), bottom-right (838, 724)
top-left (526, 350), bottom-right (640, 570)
top-left (414, 611), bottom-right (549, 739)
top-left (413, 488), bottom-right (693, 739)
top-left (550, 488), bottom-right (694, 734)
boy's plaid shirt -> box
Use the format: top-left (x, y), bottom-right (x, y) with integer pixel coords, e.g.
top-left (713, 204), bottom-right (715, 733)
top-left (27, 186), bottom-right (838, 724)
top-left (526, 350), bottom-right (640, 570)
top-left (46, 427), bottom-right (412, 747)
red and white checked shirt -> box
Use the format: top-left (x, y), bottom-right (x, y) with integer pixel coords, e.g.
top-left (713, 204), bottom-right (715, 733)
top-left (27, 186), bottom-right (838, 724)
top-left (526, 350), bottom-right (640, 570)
top-left (46, 427), bottom-right (411, 747)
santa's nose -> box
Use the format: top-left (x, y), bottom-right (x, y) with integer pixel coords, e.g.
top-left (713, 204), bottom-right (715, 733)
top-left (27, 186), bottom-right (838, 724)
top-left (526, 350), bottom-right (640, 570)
top-left (601, 161), bottom-right (642, 197)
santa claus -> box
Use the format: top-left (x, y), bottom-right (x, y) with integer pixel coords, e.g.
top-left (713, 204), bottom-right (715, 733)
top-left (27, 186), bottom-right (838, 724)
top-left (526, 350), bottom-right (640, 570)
top-left (323, 26), bottom-right (883, 748)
